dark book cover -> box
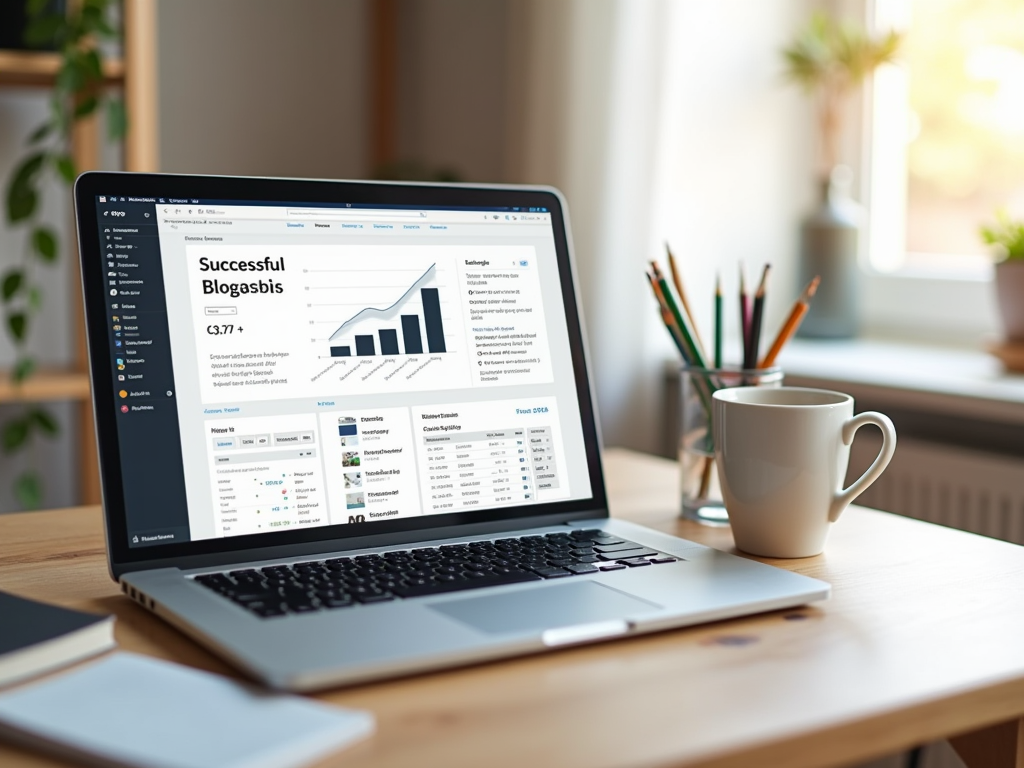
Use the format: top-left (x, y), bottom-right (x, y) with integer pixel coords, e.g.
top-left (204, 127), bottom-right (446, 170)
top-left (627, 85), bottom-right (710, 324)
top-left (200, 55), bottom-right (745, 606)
top-left (0, 591), bottom-right (115, 686)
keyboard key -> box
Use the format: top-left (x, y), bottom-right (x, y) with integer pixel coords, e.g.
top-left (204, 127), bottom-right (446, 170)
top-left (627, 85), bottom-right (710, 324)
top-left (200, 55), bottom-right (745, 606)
top-left (594, 541), bottom-right (646, 553)
top-left (619, 557), bottom-right (653, 567)
top-left (598, 563), bottom-right (627, 571)
top-left (566, 563), bottom-right (599, 574)
top-left (324, 597), bottom-right (355, 609)
top-left (597, 549), bottom-right (658, 561)
top-left (252, 605), bottom-right (287, 617)
top-left (531, 567), bottom-right (572, 579)
top-left (355, 593), bottom-right (394, 604)
top-left (651, 556), bottom-right (678, 564)
top-left (233, 591), bottom-right (276, 603)
top-left (393, 571), bottom-right (541, 598)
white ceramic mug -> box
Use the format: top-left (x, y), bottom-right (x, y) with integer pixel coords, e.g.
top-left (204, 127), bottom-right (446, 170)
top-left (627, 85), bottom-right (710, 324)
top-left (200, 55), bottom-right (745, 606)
top-left (712, 386), bottom-right (896, 558)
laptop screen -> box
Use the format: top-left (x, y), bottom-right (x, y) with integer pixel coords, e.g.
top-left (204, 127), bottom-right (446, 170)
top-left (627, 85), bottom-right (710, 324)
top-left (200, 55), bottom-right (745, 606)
top-left (86, 188), bottom-right (596, 551)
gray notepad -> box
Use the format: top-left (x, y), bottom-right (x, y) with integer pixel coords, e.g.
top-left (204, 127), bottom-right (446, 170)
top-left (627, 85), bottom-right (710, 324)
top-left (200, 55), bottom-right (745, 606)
top-left (0, 653), bottom-right (374, 768)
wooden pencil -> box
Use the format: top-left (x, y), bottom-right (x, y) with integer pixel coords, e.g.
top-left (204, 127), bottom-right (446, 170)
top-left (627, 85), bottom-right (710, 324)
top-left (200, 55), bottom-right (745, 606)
top-left (666, 245), bottom-right (707, 360)
top-left (745, 264), bottom-right (771, 370)
top-left (758, 275), bottom-right (820, 369)
top-left (651, 261), bottom-right (707, 369)
top-left (645, 271), bottom-right (690, 361)
top-left (739, 263), bottom-right (750, 367)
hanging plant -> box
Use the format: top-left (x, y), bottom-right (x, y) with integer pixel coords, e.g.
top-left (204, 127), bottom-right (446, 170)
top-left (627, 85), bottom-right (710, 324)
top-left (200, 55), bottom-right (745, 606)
top-left (2, 0), bottom-right (125, 508)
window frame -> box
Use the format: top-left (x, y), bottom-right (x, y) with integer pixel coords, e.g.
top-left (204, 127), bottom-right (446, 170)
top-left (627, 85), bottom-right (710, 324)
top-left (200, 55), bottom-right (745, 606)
top-left (859, 0), bottom-right (1000, 343)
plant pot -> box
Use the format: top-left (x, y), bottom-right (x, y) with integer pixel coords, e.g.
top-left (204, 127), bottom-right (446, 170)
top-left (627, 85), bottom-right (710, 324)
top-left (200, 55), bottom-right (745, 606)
top-left (995, 261), bottom-right (1024, 342)
top-left (795, 169), bottom-right (863, 339)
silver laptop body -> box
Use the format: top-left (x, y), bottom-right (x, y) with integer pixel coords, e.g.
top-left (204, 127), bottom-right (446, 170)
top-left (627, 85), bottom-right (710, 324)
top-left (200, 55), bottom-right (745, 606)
top-left (75, 173), bottom-right (829, 691)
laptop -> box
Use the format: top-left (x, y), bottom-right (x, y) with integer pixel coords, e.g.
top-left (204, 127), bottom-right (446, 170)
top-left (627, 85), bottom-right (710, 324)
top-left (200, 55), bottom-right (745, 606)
top-left (74, 172), bottom-right (828, 691)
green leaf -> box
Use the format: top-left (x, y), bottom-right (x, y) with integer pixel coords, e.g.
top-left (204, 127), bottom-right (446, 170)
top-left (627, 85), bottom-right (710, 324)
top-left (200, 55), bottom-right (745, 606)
top-left (13, 357), bottom-right (35, 383)
top-left (74, 96), bottom-right (98, 120)
top-left (81, 4), bottom-right (105, 34)
top-left (107, 98), bottom-right (127, 141)
top-left (54, 155), bottom-right (77, 183)
top-left (2, 418), bottom-right (30, 453)
top-left (56, 57), bottom-right (86, 93)
top-left (6, 152), bottom-right (46, 223)
top-left (14, 471), bottom-right (43, 510)
top-left (32, 227), bottom-right (59, 263)
top-left (7, 312), bottom-right (27, 341)
top-left (30, 408), bottom-right (59, 436)
top-left (2, 270), bottom-right (24, 300)
top-left (80, 49), bottom-right (103, 82)
top-left (28, 122), bottom-right (54, 144)
top-left (27, 287), bottom-right (42, 310)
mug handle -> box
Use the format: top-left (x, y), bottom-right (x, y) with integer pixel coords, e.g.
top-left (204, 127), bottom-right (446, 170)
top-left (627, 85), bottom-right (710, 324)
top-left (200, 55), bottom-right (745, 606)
top-left (828, 412), bottom-right (897, 523)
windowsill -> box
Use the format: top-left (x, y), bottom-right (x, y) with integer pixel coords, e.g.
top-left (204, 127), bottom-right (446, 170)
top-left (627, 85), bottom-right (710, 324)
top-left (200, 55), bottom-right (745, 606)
top-left (775, 337), bottom-right (1024, 424)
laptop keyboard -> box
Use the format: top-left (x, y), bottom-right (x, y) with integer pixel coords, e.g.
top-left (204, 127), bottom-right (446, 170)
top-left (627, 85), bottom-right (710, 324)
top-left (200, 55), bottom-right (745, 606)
top-left (193, 529), bottom-right (679, 618)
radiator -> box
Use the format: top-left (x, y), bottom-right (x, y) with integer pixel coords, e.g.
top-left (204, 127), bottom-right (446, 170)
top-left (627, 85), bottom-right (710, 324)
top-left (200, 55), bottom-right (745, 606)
top-left (850, 434), bottom-right (1024, 546)
top-left (848, 436), bottom-right (1024, 768)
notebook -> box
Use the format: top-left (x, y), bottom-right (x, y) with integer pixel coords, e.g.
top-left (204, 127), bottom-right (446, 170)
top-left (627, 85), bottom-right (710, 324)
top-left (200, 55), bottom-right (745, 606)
top-left (0, 653), bottom-right (374, 768)
top-left (0, 591), bottom-right (115, 688)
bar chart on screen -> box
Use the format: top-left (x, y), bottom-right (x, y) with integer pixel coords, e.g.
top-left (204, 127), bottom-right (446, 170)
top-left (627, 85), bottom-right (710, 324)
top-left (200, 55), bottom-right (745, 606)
top-left (302, 251), bottom-right (472, 395)
top-left (321, 262), bottom-right (453, 360)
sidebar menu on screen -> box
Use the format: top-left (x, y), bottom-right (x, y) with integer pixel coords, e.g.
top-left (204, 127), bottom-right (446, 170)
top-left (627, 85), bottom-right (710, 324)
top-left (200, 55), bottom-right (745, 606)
top-left (96, 198), bottom-right (190, 546)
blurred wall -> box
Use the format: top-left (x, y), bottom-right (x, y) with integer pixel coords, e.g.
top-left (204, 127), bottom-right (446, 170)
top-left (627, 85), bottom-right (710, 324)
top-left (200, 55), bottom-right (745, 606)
top-left (395, 0), bottom-right (512, 182)
top-left (157, 0), bottom-right (369, 178)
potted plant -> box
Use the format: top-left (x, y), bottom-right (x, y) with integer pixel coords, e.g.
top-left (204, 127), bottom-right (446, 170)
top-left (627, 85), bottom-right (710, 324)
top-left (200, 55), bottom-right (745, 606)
top-left (781, 12), bottom-right (901, 338)
top-left (2, 0), bottom-right (122, 508)
top-left (980, 211), bottom-right (1024, 344)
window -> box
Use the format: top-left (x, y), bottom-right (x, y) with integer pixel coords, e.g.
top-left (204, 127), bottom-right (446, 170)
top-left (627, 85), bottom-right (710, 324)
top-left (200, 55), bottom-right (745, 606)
top-left (868, 0), bottom-right (1024, 277)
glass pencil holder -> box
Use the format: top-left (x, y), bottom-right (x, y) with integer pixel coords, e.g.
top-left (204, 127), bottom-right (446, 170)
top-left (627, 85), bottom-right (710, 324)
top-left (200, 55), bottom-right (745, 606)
top-left (679, 364), bottom-right (784, 525)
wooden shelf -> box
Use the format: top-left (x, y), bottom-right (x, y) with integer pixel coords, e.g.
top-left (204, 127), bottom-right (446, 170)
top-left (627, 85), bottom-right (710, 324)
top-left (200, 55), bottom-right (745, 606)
top-left (0, 49), bottom-right (124, 87)
top-left (0, 2), bottom-right (156, 505)
top-left (0, 370), bottom-right (91, 403)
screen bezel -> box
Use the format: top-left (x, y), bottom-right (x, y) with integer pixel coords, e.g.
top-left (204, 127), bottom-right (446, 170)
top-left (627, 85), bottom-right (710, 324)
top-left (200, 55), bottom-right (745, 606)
top-left (74, 172), bottom-right (608, 577)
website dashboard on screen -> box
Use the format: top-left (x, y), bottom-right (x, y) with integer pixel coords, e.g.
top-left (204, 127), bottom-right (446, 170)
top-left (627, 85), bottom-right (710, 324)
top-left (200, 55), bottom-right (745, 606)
top-left (94, 196), bottom-right (592, 547)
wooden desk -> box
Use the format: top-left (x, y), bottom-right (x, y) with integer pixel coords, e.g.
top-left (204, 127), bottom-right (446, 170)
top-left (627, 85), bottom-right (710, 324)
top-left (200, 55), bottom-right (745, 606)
top-left (2, 448), bottom-right (1024, 768)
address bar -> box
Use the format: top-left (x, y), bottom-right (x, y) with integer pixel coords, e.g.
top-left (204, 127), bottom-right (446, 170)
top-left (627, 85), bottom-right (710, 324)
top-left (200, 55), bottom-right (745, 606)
top-left (286, 208), bottom-right (426, 220)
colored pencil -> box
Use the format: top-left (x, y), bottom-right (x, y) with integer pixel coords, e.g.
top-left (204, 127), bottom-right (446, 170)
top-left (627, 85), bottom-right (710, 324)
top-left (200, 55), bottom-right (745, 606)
top-left (714, 273), bottom-right (723, 369)
top-left (645, 271), bottom-right (690, 361)
top-left (739, 263), bottom-right (750, 368)
top-left (758, 275), bottom-right (820, 369)
top-left (745, 264), bottom-right (771, 370)
top-left (666, 245), bottom-right (707, 360)
top-left (651, 261), bottom-right (708, 370)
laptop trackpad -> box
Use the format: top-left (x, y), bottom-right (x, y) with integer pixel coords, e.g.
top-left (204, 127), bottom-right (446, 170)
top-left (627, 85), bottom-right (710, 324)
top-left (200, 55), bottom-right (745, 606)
top-left (430, 581), bottom-right (661, 635)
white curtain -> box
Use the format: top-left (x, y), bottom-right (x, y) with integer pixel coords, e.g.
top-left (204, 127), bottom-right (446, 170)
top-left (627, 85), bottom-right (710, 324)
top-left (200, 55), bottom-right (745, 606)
top-left (507, 0), bottom-right (815, 453)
